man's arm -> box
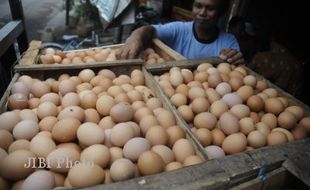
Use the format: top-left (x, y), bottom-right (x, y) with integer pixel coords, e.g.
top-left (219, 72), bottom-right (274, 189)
top-left (116, 25), bottom-right (156, 59)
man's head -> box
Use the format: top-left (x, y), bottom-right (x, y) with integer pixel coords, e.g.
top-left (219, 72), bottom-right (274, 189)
top-left (192, 0), bottom-right (230, 29)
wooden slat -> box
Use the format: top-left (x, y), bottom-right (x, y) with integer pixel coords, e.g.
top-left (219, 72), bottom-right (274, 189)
top-left (0, 73), bottom-right (19, 113)
top-left (152, 38), bottom-right (186, 61)
top-left (0, 21), bottom-right (24, 57)
top-left (15, 59), bottom-right (143, 72)
top-left (143, 66), bottom-right (209, 161)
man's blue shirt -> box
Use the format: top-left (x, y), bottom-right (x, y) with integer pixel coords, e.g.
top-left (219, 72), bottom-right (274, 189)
top-left (153, 21), bottom-right (240, 59)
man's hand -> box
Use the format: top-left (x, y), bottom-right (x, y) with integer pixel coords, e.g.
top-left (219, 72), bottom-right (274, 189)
top-left (116, 37), bottom-right (143, 59)
top-left (219, 48), bottom-right (244, 65)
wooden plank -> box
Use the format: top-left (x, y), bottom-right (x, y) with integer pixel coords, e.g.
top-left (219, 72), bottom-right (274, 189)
top-left (77, 160), bottom-right (229, 190)
top-left (0, 73), bottom-right (19, 113)
top-left (215, 153), bottom-right (259, 186)
top-left (143, 66), bottom-right (209, 161)
top-left (19, 40), bottom-right (42, 65)
top-left (15, 59), bottom-right (143, 72)
top-left (230, 167), bottom-right (292, 190)
top-left (152, 38), bottom-right (186, 61)
top-left (0, 21), bottom-right (24, 57)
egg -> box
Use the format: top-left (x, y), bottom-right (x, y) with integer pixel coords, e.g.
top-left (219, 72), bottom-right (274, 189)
top-left (21, 170), bottom-right (55, 190)
top-left (222, 93), bottom-right (243, 108)
top-left (208, 74), bottom-right (222, 88)
top-left (247, 95), bottom-right (264, 112)
top-left (164, 162), bottom-right (183, 173)
top-left (230, 104), bottom-right (250, 119)
top-left (210, 100), bottom-right (229, 118)
top-left (77, 122), bottom-right (105, 146)
top-left (0, 111), bottom-right (20, 131)
top-left (145, 126), bottom-right (168, 146)
top-left (194, 112), bottom-right (217, 130)
top-left (236, 85), bottom-right (254, 101)
top-left (8, 93), bottom-right (28, 110)
top-left (261, 113), bottom-right (277, 129)
top-left (156, 110), bottom-right (176, 128)
top-left (0, 150), bottom-right (36, 180)
top-left (110, 123), bottom-right (135, 147)
top-left (0, 130), bottom-right (14, 150)
top-left (31, 81), bottom-right (51, 98)
top-left (299, 117), bottom-right (310, 132)
top-left (272, 128), bottom-right (294, 142)
top-left (8, 139), bottom-right (30, 153)
top-left (247, 130), bottom-right (267, 148)
top-left (58, 79), bottom-right (76, 95)
top-left (183, 155), bottom-right (203, 166)
top-left (110, 158), bottom-right (135, 182)
top-left (80, 144), bottom-right (110, 168)
top-left (52, 118), bottom-right (80, 143)
top-left (188, 87), bottom-right (206, 100)
top-left (11, 82), bottom-right (29, 96)
top-left (13, 120), bottom-right (39, 140)
top-left (211, 128), bottom-right (226, 146)
top-left (195, 128), bottom-right (213, 146)
top-left (285, 106), bottom-right (304, 121)
top-left (191, 97), bottom-right (210, 114)
top-left (239, 117), bottom-right (255, 135)
top-left (172, 139), bottom-right (195, 163)
top-left (222, 133), bottom-right (247, 154)
top-left (110, 103), bottom-right (134, 123)
top-left (267, 131), bottom-right (288, 145)
top-left (47, 147), bottom-right (80, 173)
top-left (178, 105), bottom-right (194, 122)
top-left (57, 106), bottom-right (85, 122)
top-left (37, 102), bottom-right (58, 119)
top-left (166, 126), bottom-right (185, 147)
top-left (291, 126), bottom-right (307, 140)
top-left (68, 162), bottom-right (105, 187)
top-left (278, 111), bottom-right (297, 129)
top-left (29, 136), bottom-right (56, 157)
top-left (204, 145), bottom-right (225, 159)
top-left (138, 151), bottom-right (164, 175)
top-left (123, 137), bottom-right (151, 162)
top-left (264, 98), bottom-right (284, 115)
top-left (215, 82), bottom-right (232, 96)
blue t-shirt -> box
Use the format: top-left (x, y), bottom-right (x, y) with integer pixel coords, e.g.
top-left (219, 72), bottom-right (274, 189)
top-left (153, 21), bottom-right (240, 59)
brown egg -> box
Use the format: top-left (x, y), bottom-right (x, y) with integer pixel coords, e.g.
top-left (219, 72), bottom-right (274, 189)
top-left (151, 145), bottom-right (175, 165)
top-left (219, 112), bottom-right (240, 135)
top-left (247, 95), bottom-right (264, 112)
top-left (29, 135), bottom-right (56, 157)
top-left (19, 109), bottom-right (38, 122)
top-left (165, 161), bottom-right (183, 171)
top-left (37, 102), bottom-right (58, 119)
top-left (267, 131), bottom-right (288, 145)
top-left (210, 100), bottom-right (229, 118)
top-left (80, 144), bottom-right (110, 168)
top-left (247, 130), bottom-right (266, 148)
top-left (236, 85), bottom-right (254, 101)
top-left (12, 120), bottom-right (39, 140)
top-left (195, 128), bottom-right (213, 146)
top-left (59, 79), bottom-right (76, 95)
top-left (0, 111), bottom-right (21, 132)
top-left (172, 139), bottom-right (195, 163)
top-left (52, 118), bottom-right (80, 143)
top-left (261, 113), bottom-right (277, 129)
top-left (222, 133), bottom-right (247, 154)
top-left (68, 162), bottom-right (105, 187)
top-left (110, 103), bottom-right (134, 123)
top-left (264, 98), bottom-right (284, 115)
top-left (145, 126), bottom-right (168, 146)
top-left (211, 128), bottom-right (226, 146)
top-left (291, 125), bottom-right (307, 140)
top-left (178, 105), bottom-right (194, 122)
top-left (278, 111), bottom-right (297, 129)
top-left (272, 128), bottom-right (294, 142)
top-left (285, 106), bottom-right (304, 121)
top-left (191, 97), bottom-right (209, 114)
top-left (243, 75), bottom-right (257, 88)
top-left (8, 139), bottom-right (30, 153)
top-left (157, 110), bottom-right (176, 128)
top-left (84, 108), bottom-right (100, 123)
top-left (240, 117), bottom-right (255, 135)
top-left (166, 126), bottom-right (185, 147)
top-left (194, 71), bottom-right (208, 83)
top-left (110, 158), bottom-right (135, 182)
top-left (188, 87), bottom-right (207, 100)
top-left (31, 81), bottom-right (51, 98)
top-left (194, 112), bottom-right (217, 130)
top-left (134, 107), bottom-right (153, 123)
top-left (0, 150), bottom-right (36, 180)
top-left (57, 106), bottom-right (85, 122)
top-left (110, 123), bottom-right (135, 147)
top-left (263, 88), bottom-right (278, 98)
top-left (62, 92), bottom-right (80, 108)
top-left (181, 69), bottom-right (194, 83)
top-left (77, 122), bottom-right (105, 146)
top-left (98, 116), bottom-right (115, 130)
top-left (80, 91), bottom-right (97, 109)
top-left (256, 122), bottom-right (271, 136)
top-left (183, 155), bottom-right (203, 166)
top-left (138, 151), bottom-right (164, 175)
top-left (176, 84), bottom-right (189, 96)
top-left (229, 77), bottom-right (244, 91)
top-left (208, 74), bottom-right (222, 88)
top-left (230, 104), bottom-right (250, 119)
top-left (256, 80), bottom-right (268, 92)
top-left (8, 93), bottom-right (28, 110)
top-left (96, 95), bottom-right (115, 116)
top-left (40, 93), bottom-right (60, 106)
top-left (299, 117), bottom-right (310, 132)
top-left (0, 129), bottom-right (14, 151)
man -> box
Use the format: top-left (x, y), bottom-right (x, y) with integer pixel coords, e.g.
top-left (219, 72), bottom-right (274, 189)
top-left (116, 0), bottom-right (244, 64)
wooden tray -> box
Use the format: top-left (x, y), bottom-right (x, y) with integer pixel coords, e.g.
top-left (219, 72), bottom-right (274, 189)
top-left (15, 38), bottom-right (186, 71)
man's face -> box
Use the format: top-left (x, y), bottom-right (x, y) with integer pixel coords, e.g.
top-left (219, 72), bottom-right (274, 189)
top-left (192, 0), bottom-right (221, 29)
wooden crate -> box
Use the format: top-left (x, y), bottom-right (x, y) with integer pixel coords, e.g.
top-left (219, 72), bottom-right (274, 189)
top-left (0, 63), bottom-right (210, 189)
top-left (14, 38), bottom-right (186, 71)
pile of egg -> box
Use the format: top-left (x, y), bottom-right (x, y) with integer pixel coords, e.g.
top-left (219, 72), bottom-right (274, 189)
top-left (39, 47), bottom-right (166, 65)
top-left (0, 68), bottom-right (203, 189)
top-left (154, 63), bottom-right (310, 159)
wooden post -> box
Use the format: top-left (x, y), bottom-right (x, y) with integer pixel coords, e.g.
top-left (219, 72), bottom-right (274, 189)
top-left (9, 0), bottom-right (29, 53)
top-left (66, 0), bottom-right (70, 26)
